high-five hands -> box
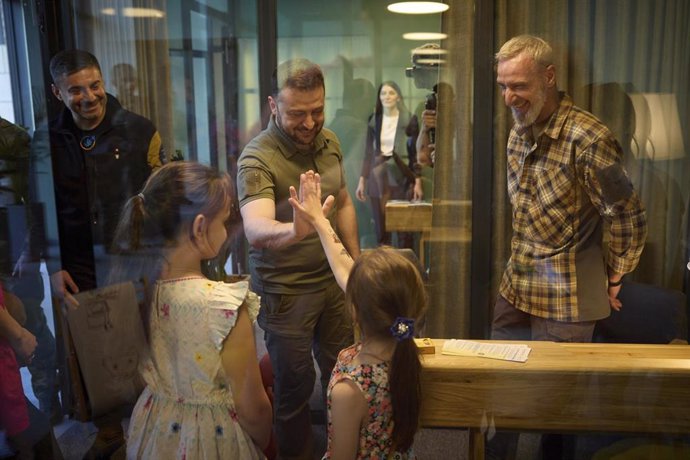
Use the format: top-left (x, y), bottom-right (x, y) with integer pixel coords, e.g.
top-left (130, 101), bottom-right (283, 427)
top-left (288, 170), bottom-right (335, 226)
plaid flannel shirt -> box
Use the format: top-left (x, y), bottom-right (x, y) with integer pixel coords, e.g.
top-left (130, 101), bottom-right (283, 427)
top-left (499, 94), bottom-right (647, 322)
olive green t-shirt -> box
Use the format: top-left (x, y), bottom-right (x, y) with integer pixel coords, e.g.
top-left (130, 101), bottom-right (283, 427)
top-left (237, 116), bottom-right (346, 294)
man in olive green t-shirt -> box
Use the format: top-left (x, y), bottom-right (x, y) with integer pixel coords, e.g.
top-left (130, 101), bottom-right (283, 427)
top-left (237, 58), bottom-right (359, 460)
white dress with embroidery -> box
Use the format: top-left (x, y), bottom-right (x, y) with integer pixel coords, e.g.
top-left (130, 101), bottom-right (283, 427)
top-left (126, 277), bottom-right (264, 460)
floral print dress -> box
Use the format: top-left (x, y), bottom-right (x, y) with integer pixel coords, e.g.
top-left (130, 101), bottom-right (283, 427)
top-left (322, 343), bottom-right (414, 460)
top-left (126, 277), bottom-right (264, 460)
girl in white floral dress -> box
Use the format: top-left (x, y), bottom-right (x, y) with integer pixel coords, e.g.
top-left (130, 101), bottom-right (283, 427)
top-left (289, 171), bottom-right (427, 459)
top-left (111, 162), bottom-right (271, 459)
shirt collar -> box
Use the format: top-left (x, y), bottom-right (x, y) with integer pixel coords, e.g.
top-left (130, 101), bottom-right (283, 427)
top-left (267, 115), bottom-right (328, 159)
top-left (542, 92), bottom-right (572, 140)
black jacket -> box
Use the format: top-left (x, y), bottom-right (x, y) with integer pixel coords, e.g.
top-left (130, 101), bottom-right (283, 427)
top-left (49, 94), bottom-right (165, 290)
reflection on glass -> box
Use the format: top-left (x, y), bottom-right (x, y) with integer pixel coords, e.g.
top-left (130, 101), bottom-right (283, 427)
top-left (0, 11), bottom-right (59, 453)
top-left (191, 11), bottom-right (208, 52)
top-left (355, 80), bottom-right (420, 248)
top-left (193, 56), bottom-right (210, 165)
top-left (276, 2), bottom-right (442, 250)
top-left (2, 0), bottom-right (687, 458)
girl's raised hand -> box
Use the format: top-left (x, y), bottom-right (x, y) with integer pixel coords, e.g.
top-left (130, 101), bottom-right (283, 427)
top-left (289, 170), bottom-right (335, 225)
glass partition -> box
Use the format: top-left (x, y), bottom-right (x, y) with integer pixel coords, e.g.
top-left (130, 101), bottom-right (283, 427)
top-left (275, 1), bottom-right (443, 250)
top-left (0, 0), bottom-right (687, 458)
top-left (490, 0), bottom-right (690, 329)
top-left (1, 1), bottom-right (62, 457)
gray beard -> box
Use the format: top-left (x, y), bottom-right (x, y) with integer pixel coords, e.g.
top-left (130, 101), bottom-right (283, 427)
top-left (512, 87), bottom-right (546, 129)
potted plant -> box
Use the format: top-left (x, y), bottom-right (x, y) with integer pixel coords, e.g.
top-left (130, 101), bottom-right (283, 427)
top-left (0, 117), bottom-right (34, 275)
top-left (0, 117), bottom-right (30, 205)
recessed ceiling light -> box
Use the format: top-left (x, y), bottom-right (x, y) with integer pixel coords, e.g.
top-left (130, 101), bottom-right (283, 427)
top-left (388, 2), bottom-right (449, 14)
top-left (101, 7), bottom-right (165, 18)
top-left (123, 8), bottom-right (165, 18)
top-left (403, 32), bottom-right (448, 40)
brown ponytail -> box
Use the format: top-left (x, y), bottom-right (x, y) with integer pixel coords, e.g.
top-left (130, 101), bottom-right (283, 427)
top-left (389, 336), bottom-right (422, 451)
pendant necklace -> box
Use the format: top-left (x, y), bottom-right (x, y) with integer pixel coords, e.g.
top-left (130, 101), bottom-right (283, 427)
top-left (80, 132), bottom-right (97, 151)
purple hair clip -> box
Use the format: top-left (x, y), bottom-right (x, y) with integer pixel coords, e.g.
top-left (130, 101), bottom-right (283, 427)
top-left (390, 316), bottom-right (415, 341)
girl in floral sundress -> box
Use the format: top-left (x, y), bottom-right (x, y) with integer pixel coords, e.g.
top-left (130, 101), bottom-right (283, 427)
top-left (289, 170), bottom-right (427, 459)
top-left (111, 161), bottom-right (271, 459)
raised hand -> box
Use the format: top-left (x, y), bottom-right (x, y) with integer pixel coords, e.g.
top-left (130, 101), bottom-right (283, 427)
top-left (289, 170), bottom-right (335, 226)
top-left (289, 170), bottom-right (352, 291)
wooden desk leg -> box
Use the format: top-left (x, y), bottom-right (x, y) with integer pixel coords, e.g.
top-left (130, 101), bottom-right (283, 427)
top-left (420, 231), bottom-right (429, 269)
top-left (468, 428), bottom-right (485, 460)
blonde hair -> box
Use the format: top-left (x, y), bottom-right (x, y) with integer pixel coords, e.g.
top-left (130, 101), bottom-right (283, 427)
top-left (495, 34), bottom-right (554, 67)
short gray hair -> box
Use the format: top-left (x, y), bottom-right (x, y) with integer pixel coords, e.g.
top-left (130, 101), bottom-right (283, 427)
top-left (495, 35), bottom-right (554, 67)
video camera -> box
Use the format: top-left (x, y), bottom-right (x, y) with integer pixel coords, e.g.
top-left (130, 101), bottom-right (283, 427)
top-left (405, 43), bottom-right (444, 90)
top-left (406, 44), bottom-right (445, 143)
top-left (424, 86), bottom-right (438, 144)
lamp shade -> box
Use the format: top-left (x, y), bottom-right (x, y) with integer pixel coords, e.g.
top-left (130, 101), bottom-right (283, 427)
top-left (629, 92), bottom-right (686, 161)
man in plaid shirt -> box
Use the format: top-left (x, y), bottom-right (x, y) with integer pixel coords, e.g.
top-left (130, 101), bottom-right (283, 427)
top-left (492, 35), bottom-right (647, 343)
top-left (488, 33), bottom-right (647, 460)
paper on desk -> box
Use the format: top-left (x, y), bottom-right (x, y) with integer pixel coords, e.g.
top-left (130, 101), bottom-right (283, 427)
top-left (387, 200), bottom-right (431, 206)
top-left (441, 339), bottom-right (531, 362)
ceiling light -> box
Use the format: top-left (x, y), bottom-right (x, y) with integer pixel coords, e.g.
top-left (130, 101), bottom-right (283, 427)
top-left (403, 32), bottom-right (448, 40)
top-left (388, 2), bottom-right (449, 14)
top-left (123, 8), bottom-right (165, 18)
top-left (100, 7), bottom-right (165, 18)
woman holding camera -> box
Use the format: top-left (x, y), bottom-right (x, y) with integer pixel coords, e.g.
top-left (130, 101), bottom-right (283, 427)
top-left (355, 81), bottom-right (421, 247)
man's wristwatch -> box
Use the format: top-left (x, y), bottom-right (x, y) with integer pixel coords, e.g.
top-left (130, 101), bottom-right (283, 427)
top-left (608, 278), bottom-right (623, 287)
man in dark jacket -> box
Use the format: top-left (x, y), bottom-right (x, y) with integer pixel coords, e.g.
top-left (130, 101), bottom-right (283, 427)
top-left (49, 50), bottom-right (166, 306)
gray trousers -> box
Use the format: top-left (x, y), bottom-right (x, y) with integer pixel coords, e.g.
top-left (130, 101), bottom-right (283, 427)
top-left (487, 295), bottom-right (596, 460)
top-left (257, 280), bottom-right (354, 460)
top-left (491, 295), bottom-right (596, 342)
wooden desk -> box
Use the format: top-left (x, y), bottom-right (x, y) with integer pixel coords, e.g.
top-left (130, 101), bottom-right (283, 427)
top-left (385, 200), bottom-right (433, 233)
top-left (385, 200), bottom-right (472, 264)
top-left (420, 340), bottom-right (690, 458)
top-left (385, 201), bottom-right (432, 261)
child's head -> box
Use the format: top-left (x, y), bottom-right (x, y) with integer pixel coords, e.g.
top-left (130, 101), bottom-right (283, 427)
top-left (113, 161), bottom-right (235, 256)
top-left (346, 247), bottom-right (426, 339)
top-left (345, 246), bottom-right (427, 452)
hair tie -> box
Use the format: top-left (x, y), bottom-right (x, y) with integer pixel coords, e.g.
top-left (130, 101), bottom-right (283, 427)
top-left (390, 316), bottom-right (415, 341)
top-left (137, 192), bottom-right (145, 203)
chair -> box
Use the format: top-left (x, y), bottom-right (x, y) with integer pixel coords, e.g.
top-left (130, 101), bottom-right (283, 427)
top-left (593, 281), bottom-right (688, 344)
top-left (586, 282), bottom-right (689, 458)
